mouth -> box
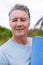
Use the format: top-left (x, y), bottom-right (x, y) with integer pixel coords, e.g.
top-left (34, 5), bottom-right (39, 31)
top-left (16, 29), bottom-right (24, 30)
top-left (15, 28), bottom-right (24, 32)
top-left (15, 27), bottom-right (24, 30)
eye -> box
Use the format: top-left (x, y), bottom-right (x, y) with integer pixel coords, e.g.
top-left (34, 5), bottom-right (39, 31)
top-left (21, 18), bottom-right (26, 22)
top-left (12, 18), bottom-right (18, 22)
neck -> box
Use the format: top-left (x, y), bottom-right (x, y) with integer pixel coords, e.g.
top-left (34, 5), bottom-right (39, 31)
top-left (12, 35), bottom-right (28, 45)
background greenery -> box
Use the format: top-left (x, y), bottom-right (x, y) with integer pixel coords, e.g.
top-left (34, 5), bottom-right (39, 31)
top-left (0, 26), bottom-right (43, 45)
top-left (0, 26), bottom-right (12, 45)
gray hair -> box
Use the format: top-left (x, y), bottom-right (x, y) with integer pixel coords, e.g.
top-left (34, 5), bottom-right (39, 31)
top-left (9, 4), bottom-right (30, 19)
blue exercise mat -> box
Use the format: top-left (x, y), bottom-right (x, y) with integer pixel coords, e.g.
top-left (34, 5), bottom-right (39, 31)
top-left (31, 36), bottom-right (43, 65)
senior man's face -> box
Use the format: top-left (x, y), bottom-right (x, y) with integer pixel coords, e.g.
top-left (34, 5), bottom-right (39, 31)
top-left (10, 10), bottom-right (30, 37)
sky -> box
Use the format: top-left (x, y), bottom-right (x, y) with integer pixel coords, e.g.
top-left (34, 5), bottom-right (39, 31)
top-left (0, 0), bottom-right (43, 29)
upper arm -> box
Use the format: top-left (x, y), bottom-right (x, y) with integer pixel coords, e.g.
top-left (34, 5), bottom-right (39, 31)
top-left (0, 47), bottom-right (9, 65)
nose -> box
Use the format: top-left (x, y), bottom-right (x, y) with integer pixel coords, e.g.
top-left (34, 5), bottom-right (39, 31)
top-left (16, 19), bottom-right (22, 26)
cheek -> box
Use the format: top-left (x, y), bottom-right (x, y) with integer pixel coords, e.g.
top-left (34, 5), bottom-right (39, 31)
top-left (10, 22), bottom-right (16, 29)
top-left (24, 22), bottom-right (30, 28)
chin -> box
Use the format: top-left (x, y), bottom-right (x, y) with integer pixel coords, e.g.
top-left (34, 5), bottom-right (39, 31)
top-left (15, 33), bottom-right (25, 37)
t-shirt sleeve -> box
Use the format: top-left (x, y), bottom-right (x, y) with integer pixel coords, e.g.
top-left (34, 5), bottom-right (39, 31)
top-left (0, 46), bottom-right (8, 65)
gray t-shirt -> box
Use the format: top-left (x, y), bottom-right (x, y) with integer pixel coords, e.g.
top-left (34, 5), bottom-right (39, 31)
top-left (0, 38), bottom-right (32, 65)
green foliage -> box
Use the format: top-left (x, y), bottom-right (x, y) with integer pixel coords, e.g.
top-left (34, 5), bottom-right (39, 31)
top-left (27, 29), bottom-right (33, 37)
top-left (0, 26), bottom-right (12, 45)
top-left (27, 29), bottom-right (43, 37)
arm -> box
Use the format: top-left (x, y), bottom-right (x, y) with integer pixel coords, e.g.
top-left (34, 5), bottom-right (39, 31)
top-left (0, 47), bottom-right (9, 65)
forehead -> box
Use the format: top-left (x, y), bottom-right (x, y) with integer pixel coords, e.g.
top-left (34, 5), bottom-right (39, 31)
top-left (10, 10), bottom-right (28, 19)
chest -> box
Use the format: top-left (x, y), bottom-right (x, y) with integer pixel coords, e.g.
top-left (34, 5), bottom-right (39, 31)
top-left (6, 45), bottom-right (31, 65)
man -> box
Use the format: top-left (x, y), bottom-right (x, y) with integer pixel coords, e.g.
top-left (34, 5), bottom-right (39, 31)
top-left (0, 4), bottom-right (43, 65)
top-left (0, 4), bottom-right (32, 65)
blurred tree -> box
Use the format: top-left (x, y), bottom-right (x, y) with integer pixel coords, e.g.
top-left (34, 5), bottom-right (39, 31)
top-left (0, 26), bottom-right (12, 45)
top-left (34, 16), bottom-right (43, 30)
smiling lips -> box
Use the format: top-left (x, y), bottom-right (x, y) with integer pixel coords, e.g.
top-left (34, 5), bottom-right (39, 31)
top-left (15, 28), bottom-right (25, 32)
top-left (15, 27), bottom-right (25, 30)
top-left (16, 29), bottom-right (24, 30)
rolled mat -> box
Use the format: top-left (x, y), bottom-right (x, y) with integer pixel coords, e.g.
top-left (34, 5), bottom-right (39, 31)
top-left (31, 36), bottom-right (43, 65)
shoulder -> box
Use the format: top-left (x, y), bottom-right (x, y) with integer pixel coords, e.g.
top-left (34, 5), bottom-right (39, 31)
top-left (0, 39), bottom-right (10, 65)
top-left (0, 38), bottom-right (19, 54)
top-left (27, 37), bottom-right (32, 46)
top-left (0, 39), bottom-right (12, 64)
top-left (0, 39), bottom-right (12, 54)
top-left (1, 39), bottom-right (11, 48)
